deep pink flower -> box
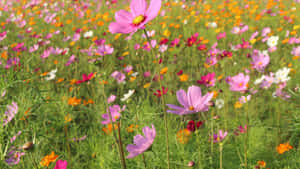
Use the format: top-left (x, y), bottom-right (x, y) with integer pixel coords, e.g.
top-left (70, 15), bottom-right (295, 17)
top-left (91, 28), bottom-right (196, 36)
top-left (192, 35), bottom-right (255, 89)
top-left (53, 160), bottom-right (68, 169)
top-left (0, 31), bottom-right (7, 41)
top-left (187, 120), bottom-right (204, 132)
top-left (251, 50), bottom-right (269, 72)
top-left (76, 73), bottom-right (94, 84)
top-left (153, 86), bottom-right (168, 98)
top-left (197, 72), bottom-right (216, 87)
top-left (216, 32), bottom-right (226, 40)
top-left (166, 85), bottom-right (213, 115)
top-left (109, 0), bottom-right (161, 34)
top-left (226, 73), bottom-right (250, 93)
top-left (126, 124), bottom-right (156, 158)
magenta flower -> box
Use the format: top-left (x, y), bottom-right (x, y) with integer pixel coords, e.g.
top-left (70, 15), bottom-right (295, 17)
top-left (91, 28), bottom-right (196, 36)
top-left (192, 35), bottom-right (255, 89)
top-left (216, 32), bottom-right (226, 40)
top-left (251, 50), bottom-right (269, 72)
top-left (126, 124), bottom-right (156, 158)
top-left (111, 71), bottom-right (126, 83)
top-left (109, 0), bottom-right (162, 34)
top-left (101, 105), bottom-right (125, 125)
top-left (76, 73), bottom-right (94, 84)
top-left (226, 73), bottom-right (250, 93)
top-left (3, 102), bottom-right (18, 126)
top-left (213, 130), bottom-right (228, 143)
top-left (166, 85), bottom-right (213, 115)
top-left (0, 31), bottom-right (7, 41)
top-left (53, 160), bottom-right (68, 169)
top-left (197, 72), bottom-right (216, 87)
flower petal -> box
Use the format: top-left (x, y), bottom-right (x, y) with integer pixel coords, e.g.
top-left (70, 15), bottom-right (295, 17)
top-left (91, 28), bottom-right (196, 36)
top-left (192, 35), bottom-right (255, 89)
top-left (176, 89), bottom-right (189, 108)
top-left (145, 0), bottom-right (161, 22)
top-left (130, 0), bottom-right (147, 16)
top-left (109, 22), bottom-right (136, 34)
top-left (115, 10), bottom-right (134, 24)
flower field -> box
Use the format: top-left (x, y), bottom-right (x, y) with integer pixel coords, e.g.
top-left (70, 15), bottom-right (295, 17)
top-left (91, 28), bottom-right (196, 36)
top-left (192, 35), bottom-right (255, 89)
top-left (0, 0), bottom-right (300, 168)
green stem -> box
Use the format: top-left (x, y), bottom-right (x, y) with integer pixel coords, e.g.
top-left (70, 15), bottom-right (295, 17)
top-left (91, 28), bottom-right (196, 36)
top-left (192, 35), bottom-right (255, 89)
top-left (219, 143), bottom-right (223, 169)
top-left (142, 153), bottom-right (147, 169)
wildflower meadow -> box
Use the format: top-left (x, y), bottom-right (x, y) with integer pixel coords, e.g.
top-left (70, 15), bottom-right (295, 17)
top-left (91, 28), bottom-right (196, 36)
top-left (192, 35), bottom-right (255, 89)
top-left (1, 0), bottom-right (300, 168)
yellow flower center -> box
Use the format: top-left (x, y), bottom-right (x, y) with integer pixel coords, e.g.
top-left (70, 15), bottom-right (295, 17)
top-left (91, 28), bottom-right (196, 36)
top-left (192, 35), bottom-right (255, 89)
top-left (132, 15), bottom-right (145, 25)
top-left (189, 106), bottom-right (194, 111)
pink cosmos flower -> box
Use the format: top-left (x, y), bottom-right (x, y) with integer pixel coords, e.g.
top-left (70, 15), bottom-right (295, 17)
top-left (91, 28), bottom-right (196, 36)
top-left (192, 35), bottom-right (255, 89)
top-left (111, 71), bottom-right (126, 83)
top-left (53, 160), bottom-right (68, 169)
top-left (166, 85), bottom-right (213, 115)
top-left (251, 50), bottom-right (269, 72)
top-left (65, 55), bottom-right (76, 66)
top-left (101, 105), bottom-right (125, 125)
top-left (249, 31), bottom-right (259, 40)
top-left (126, 124), bottom-right (156, 158)
top-left (226, 73), bottom-right (250, 93)
top-left (260, 73), bottom-right (274, 89)
top-left (197, 72), bottom-right (216, 87)
top-left (262, 27), bottom-right (271, 37)
top-left (107, 95), bottom-right (116, 104)
top-left (96, 45), bottom-right (114, 56)
top-left (3, 102), bottom-right (18, 126)
top-left (109, 0), bottom-right (162, 34)
top-left (213, 130), bottom-right (227, 143)
top-left (205, 56), bottom-right (217, 66)
top-left (291, 46), bottom-right (300, 56)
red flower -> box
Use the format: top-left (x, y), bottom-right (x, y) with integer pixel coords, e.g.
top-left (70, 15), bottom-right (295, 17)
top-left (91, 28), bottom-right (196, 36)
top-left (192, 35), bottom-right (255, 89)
top-left (153, 86), bottom-right (168, 98)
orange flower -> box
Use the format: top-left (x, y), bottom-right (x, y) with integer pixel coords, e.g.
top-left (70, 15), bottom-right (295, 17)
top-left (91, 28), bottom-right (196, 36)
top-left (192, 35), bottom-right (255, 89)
top-left (40, 152), bottom-right (59, 167)
top-left (176, 129), bottom-right (191, 144)
top-left (126, 124), bottom-right (139, 133)
top-left (179, 74), bottom-right (189, 82)
top-left (68, 97), bottom-right (81, 106)
top-left (276, 143), bottom-right (293, 154)
top-left (160, 67), bottom-right (168, 75)
top-left (257, 160), bottom-right (266, 168)
top-left (102, 123), bottom-right (118, 135)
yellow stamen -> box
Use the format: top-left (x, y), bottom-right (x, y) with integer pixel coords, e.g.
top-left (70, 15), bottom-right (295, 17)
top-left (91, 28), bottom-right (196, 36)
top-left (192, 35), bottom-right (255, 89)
top-left (133, 15), bottom-right (145, 25)
top-left (189, 106), bottom-right (194, 111)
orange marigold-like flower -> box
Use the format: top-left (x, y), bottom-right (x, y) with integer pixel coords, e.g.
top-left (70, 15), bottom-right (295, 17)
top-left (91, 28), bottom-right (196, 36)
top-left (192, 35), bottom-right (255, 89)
top-left (276, 142), bottom-right (293, 154)
top-left (176, 129), bottom-right (191, 144)
top-left (68, 97), bottom-right (81, 106)
top-left (40, 151), bottom-right (59, 167)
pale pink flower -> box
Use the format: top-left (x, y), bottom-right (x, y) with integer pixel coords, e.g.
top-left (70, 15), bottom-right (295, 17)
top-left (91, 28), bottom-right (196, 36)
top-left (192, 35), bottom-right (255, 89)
top-left (109, 0), bottom-right (162, 34)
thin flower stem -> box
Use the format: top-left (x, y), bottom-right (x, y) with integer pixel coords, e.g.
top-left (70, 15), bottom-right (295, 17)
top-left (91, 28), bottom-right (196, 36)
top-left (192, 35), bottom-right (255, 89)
top-left (142, 153), bottom-right (147, 169)
top-left (144, 29), bottom-right (170, 169)
top-left (210, 112), bottom-right (214, 167)
top-left (117, 122), bottom-right (127, 168)
top-left (101, 85), bottom-right (127, 169)
top-left (244, 106), bottom-right (249, 169)
top-left (219, 143), bottom-right (223, 169)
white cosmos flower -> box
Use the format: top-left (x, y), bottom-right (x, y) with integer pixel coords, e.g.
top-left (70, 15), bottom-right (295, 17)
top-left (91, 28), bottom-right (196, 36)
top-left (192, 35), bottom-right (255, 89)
top-left (267, 36), bottom-right (279, 47)
top-left (121, 90), bottom-right (135, 102)
top-left (215, 99), bottom-right (224, 109)
top-left (274, 67), bottom-right (290, 84)
top-left (83, 31), bottom-right (93, 38)
top-left (254, 75), bottom-right (266, 85)
top-left (45, 69), bottom-right (57, 81)
top-left (207, 22), bottom-right (217, 28)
